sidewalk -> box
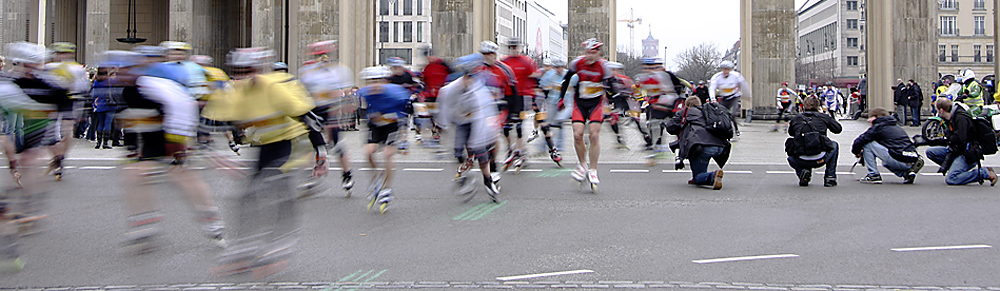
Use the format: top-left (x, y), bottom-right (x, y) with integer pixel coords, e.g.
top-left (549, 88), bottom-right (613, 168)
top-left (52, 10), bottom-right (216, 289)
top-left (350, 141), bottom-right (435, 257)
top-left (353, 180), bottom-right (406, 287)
top-left (60, 116), bottom-right (1000, 167)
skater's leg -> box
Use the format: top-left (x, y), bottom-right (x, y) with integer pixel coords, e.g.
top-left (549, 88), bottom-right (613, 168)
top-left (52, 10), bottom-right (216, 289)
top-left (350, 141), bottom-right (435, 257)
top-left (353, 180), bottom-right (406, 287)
top-left (572, 122), bottom-right (587, 165)
top-left (588, 122), bottom-right (601, 170)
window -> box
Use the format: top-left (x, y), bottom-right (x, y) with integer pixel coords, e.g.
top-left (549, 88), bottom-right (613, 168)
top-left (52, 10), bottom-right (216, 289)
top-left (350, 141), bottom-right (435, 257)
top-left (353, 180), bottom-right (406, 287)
top-left (846, 1), bottom-right (858, 10)
top-left (940, 16), bottom-right (957, 35)
top-left (847, 19), bottom-right (858, 30)
top-left (975, 16), bottom-right (986, 35)
top-left (975, 45), bottom-right (983, 62)
top-left (403, 22), bottom-right (413, 42)
top-left (379, 21), bottom-right (389, 42)
top-left (394, 22), bottom-right (400, 42)
top-left (395, 0), bottom-right (400, 15)
top-left (417, 0), bottom-right (423, 15)
top-left (952, 45), bottom-right (959, 62)
top-left (417, 22), bottom-right (423, 42)
top-left (939, 45), bottom-right (947, 62)
top-left (379, 49), bottom-right (412, 65)
top-left (975, 0), bottom-right (986, 10)
top-left (940, 0), bottom-right (957, 9)
top-left (847, 38), bottom-right (858, 48)
top-left (379, 0), bottom-right (389, 15)
top-left (403, 0), bottom-right (412, 15)
top-left (847, 56), bottom-right (858, 66)
top-left (989, 45), bottom-right (995, 62)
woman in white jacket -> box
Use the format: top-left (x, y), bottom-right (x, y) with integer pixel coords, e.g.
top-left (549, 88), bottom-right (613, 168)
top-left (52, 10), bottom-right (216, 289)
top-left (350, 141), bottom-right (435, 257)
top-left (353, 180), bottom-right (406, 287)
top-left (437, 54), bottom-right (501, 202)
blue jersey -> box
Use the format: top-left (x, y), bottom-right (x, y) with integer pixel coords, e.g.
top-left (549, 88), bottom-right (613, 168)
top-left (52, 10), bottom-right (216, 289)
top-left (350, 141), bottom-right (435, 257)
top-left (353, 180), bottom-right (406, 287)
top-left (359, 83), bottom-right (410, 126)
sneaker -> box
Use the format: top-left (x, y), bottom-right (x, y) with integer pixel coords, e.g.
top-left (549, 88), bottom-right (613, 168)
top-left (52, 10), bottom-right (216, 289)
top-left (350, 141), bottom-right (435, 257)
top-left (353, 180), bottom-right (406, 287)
top-left (797, 169), bottom-right (811, 187)
top-left (484, 180), bottom-right (500, 202)
top-left (571, 165), bottom-right (586, 181)
top-left (859, 174), bottom-right (883, 184)
top-left (490, 172), bottom-right (502, 184)
top-left (376, 189), bottom-right (393, 203)
top-left (342, 171), bottom-right (354, 190)
top-left (823, 178), bottom-right (837, 187)
top-left (903, 172), bottom-right (916, 184)
top-left (588, 169), bottom-right (600, 184)
top-left (712, 170), bottom-right (724, 190)
top-left (229, 141), bottom-right (240, 153)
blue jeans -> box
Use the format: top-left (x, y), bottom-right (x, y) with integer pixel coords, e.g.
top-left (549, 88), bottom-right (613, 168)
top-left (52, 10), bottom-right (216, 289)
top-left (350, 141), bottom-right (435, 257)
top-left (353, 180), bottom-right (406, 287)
top-left (926, 146), bottom-right (989, 185)
top-left (690, 145), bottom-right (724, 185)
top-left (862, 142), bottom-right (910, 177)
top-left (94, 111), bottom-right (115, 131)
top-left (909, 105), bottom-right (921, 126)
top-left (786, 142), bottom-right (839, 179)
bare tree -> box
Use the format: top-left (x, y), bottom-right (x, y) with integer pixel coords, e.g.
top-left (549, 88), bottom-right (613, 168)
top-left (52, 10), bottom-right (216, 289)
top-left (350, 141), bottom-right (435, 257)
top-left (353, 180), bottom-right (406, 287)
top-left (674, 42), bottom-right (723, 83)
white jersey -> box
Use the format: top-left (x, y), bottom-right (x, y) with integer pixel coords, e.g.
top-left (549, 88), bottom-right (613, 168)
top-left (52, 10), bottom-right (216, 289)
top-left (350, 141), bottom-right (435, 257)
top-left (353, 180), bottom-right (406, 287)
top-left (437, 76), bottom-right (499, 150)
top-left (298, 62), bottom-right (354, 106)
top-left (44, 61), bottom-right (90, 96)
top-left (708, 70), bottom-right (751, 100)
top-left (137, 76), bottom-right (199, 138)
top-left (776, 88), bottom-right (796, 105)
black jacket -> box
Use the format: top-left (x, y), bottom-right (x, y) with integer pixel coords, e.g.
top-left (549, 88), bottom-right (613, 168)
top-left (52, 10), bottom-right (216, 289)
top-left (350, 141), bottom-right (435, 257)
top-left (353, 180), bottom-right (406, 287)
top-left (665, 107), bottom-right (731, 166)
top-left (851, 115), bottom-right (918, 162)
top-left (907, 83), bottom-right (923, 107)
top-left (788, 111), bottom-right (843, 137)
top-left (893, 82), bottom-right (907, 104)
top-left (945, 105), bottom-right (975, 157)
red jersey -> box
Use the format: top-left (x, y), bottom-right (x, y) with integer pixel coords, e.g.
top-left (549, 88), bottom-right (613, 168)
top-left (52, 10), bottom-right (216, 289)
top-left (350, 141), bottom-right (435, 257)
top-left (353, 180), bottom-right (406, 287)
top-left (568, 56), bottom-right (612, 99)
top-left (501, 54), bottom-right (539, 98)
top-left (419, 57), bottom-right (450, 100)
top-left (612, 73), bottom-right (633, 96)
top-left (482, 62), bottom-right (516, 99)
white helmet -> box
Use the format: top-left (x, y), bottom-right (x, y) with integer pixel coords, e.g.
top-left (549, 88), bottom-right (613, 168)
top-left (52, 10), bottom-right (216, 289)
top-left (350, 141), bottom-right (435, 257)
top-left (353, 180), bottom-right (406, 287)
top-left (581, 38), bottom-right (603, 51)
top-left (719, 60), bottom-right (735, 70)
top-left (479, 41), bottom-right (499, 54)
top-left (551, 57), bottom-right (567, 67)
top-left (964, 69), bottom-right (976, 81)
top-left (542, 59), bottom-right (553, 66)
top-left (189, 55), bottom-right (213, 66)
top-left (607, 61), bottom-right (624, 70)
top-left (226, 47), bottom-right (275, 68)
top-left (5, 42), bottom-right (46, 64)
top-left (359, 66), bottom-right (391, 80)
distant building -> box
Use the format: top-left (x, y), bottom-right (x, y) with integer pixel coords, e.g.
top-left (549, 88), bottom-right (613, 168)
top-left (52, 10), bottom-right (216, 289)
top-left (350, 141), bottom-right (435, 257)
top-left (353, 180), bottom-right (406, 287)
top-left (496, 0), bottom-right (528, 53)
top-left (937, 0), bottom-right (996, 77)
top-left (641, 32), bottom-right (658, 58)
top-left (796, 0), bottom-right (866, 88)
top-left (376, 0), bottom-right (433, 67)
top-left (527, 1), bottom-right (567, 61)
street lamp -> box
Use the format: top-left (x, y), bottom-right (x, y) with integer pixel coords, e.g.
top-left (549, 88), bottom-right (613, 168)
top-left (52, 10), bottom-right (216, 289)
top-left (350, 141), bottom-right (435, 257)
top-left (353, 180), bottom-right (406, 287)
top-left (378, 0), bottom-right (398, 65)
top-left (663, 46), bottom-right (667, 60)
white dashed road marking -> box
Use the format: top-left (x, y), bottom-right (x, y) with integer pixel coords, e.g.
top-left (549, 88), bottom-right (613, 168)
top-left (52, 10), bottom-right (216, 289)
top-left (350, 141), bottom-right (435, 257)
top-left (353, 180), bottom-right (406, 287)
top-left (692, 254), bottom-right (799, 264)
top-left (609, 169), bottom-right (649, 173)
top-left (495, 269), bottom-right (595, 281)
top-left (402, 168), bottom-right (444, 172)
top-left (891, 244), bottom-right (991, 252)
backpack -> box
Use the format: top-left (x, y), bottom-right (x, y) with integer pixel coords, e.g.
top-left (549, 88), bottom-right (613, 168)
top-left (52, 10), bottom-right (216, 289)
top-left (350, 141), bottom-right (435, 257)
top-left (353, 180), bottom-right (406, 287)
top-left (971, 117), bottom-right (998, 157)
top-left (701, 102), bottom-right (734, 140)
top-left (785, 116), bottom-right (829, 157)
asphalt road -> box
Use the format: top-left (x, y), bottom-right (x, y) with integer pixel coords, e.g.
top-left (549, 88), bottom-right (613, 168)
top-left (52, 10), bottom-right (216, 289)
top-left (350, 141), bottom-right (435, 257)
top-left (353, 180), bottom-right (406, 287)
top-left (2, 156), bottom-right (1000, 290)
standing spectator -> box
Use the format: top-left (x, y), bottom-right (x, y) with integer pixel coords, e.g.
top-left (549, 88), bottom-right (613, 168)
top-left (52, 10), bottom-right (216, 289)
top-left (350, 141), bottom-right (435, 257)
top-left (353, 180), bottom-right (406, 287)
top-left (90, 66), bottom-right (120, 149)
top-left (857, 75), bottom-right (867, 115)
top-left (694, 80), bottom-right (710, 104)
top-left (852, 107), bottom-right (924, 184)
top-left (926, 98), bottom-right (997, 186)
top-left (665, 96), bottom-right (730, 190)
top-left (785, 96), bottom-right (843, 187)
top-left (906, 79), bottom-right (923, 127)
top-left (893, 78), bottom-right (908, 125)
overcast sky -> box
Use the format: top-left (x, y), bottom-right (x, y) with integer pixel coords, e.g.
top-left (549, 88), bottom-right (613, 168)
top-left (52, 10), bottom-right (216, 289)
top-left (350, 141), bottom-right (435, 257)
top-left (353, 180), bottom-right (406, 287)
top-left (531, 0), bottom-right (812, 70)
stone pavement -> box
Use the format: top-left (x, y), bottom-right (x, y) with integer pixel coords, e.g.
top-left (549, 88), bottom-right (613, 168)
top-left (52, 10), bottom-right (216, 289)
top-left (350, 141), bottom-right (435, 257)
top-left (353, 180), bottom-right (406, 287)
top-left (62, 116), bottom-right (1000, 167)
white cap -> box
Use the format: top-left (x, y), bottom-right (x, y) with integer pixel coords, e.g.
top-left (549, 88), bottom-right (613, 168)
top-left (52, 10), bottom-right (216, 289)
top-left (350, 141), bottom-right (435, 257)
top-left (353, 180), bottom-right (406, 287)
top-left (226, 47), bottom-right (275, 67)
top-left (5, 42), bottom-right (46, 64)
top-left (359, 66), bottom-right (391, 80)
top-left (719, 60), bottom-right (735, 69)
top-left (479, 41), bottom-right (499, 54)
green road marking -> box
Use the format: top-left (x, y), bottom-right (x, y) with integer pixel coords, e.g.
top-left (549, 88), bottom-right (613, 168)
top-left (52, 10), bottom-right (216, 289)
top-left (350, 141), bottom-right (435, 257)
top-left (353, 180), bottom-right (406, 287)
top-left (319, 269), bottom-right (365, 291)
top-left (534, 168), bottom-right (572, 178)
top-left (453, 203), bottom-right (491, 220)
top-left (467, 200), bottom-right (507, 221)
top-left (343, 269), bottom-right (388, 291)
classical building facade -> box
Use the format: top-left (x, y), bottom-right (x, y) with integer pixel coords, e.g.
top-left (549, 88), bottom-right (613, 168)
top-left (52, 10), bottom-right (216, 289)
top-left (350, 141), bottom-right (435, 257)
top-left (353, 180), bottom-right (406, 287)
top-left (937, 0), bottom-right (996, 77)
top-left (375, 0), bottom-right (433, 67)
top-left (796, 0), bottom-right (867, 88)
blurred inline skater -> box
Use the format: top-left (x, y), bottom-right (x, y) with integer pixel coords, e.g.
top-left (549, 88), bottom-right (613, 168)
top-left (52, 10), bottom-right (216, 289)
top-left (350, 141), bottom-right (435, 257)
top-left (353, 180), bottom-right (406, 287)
top-left (560, 38), bottom-right (614, 190)
top-left (357, 66), bottom-right (411, 214)
top-left (708, 60), bottom-right (751, 140)
top-left (44, 42), bottom-right (90, 181)
top-left (298, 40), bottom-right (355, 195)
top-left (539, 57), bottom-right (568, 165)
top-left (417, 45), bottom-right (451, 147)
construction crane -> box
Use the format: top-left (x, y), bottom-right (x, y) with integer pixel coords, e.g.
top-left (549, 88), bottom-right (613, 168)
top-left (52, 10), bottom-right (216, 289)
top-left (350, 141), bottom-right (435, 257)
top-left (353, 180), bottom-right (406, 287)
top-left (617, 8), bottom-right (642, 56)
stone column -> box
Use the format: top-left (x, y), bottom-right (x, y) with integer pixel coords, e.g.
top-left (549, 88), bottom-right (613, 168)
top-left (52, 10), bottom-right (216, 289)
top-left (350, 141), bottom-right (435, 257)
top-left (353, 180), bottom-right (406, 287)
top-left (251, 0), bottom-right (274, 48)
top-left (567, 0), bottom-right (615, 61)
top-left (432, 0), bottom-right (495, 61)
top-left (169, 0), bottom-right (194, 41)
top-left (742, 0), bottom-right (796, 116)
top-left (866, 0), bottom-right (894, 111)
top-left (1, 0), bottom-right (33, 52)
top-left (994, 0), bottom-right (1000, 83)
top-left (892, 0), bottom-right (936, 113)
top-left (294, 0), bottom-right (338, 70)
top-left (84, 0), bottom-right (110, 65)
top-left (339, 0), bottom-right (373, 85)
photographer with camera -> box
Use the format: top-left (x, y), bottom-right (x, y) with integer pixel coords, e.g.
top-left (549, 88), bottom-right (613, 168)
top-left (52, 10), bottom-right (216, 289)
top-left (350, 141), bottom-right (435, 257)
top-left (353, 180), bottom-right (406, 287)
top-left (665, 96), bottom-right (731, 190)
top-left (785, 96), bottom-right (843, 187)
top-left (926, 98), bottom-right (998, 186)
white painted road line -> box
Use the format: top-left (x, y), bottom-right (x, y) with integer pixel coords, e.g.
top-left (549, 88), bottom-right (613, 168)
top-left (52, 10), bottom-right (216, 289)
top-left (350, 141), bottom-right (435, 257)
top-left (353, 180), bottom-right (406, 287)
top-left (495, 269), bottom-right (595, 281)
top-left (891, 244), bottom-right (992, 252)
top-left (610, 169), bottom-right (649, 173)
top-left (515, 169), bottom-right (543, 172)
top-left (402, 168), bottom-right (444, 172)
top-left (79, 166), bottom-right (116, 170)
top-left (692, 254), bottom-right (799, 264)
top-left (662, 170), bottom-right (686, 173)
top-left (920, 173), bottom-right (940, 176)
top-left (725, 170), bottom-right (753, 174)
top-left (766, 171), bottom-right (795, 174)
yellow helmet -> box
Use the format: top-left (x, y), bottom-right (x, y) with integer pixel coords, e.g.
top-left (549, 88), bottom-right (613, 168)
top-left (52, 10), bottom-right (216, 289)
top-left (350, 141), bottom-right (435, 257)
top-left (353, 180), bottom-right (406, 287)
top-left (50, 42), bottom-right (76, 53)
top-left (160, 41), bottom-right (193, 51)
